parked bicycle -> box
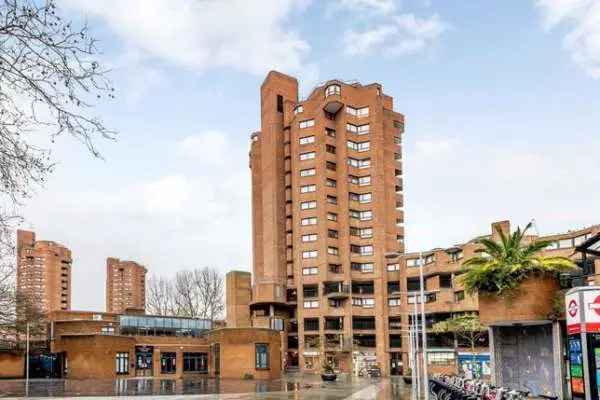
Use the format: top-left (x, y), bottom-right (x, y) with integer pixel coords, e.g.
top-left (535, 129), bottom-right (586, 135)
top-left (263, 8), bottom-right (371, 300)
top-left (430, 374), bottom-right (532, 400)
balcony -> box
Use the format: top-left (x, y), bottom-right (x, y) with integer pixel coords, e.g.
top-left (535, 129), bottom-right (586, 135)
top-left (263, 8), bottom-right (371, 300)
top-left (323, 283), bottom-right (350, 299)
top-left (324, 317), bottom-right (344, 331)
top-left (351, 282), bottom-right (374, 296)
top-left (323, 84), bottom-right (343, 114)
top-left (325, 336), bottom-right (353, 352)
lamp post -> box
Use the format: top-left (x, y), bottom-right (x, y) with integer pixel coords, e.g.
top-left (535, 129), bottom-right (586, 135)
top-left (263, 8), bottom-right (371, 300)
top-left (386, 250), bottom-right (429, 399)
top-left (26, 322), bottom-right (30, 398)
top-left (419, 252), bottom-right (429, 400)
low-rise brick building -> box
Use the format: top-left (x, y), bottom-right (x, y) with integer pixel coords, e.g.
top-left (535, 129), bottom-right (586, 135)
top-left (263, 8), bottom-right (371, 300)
top-left (47, 310), bottom-right (281, 380)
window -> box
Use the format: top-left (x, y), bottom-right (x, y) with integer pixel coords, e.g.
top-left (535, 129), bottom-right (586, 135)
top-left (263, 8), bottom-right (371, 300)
top-left (347, 157), bottom-right (371, 169)
top-left (304, 318), bottom-right (319, 331)
top-left (454, 291), bottom-right (465, 302)
top-left (394, 136), bottom-right (401, 144)
top-left (326, 161), bottom-right (336, 171)
top-left (347, 123), bottom-right (358, 134)
top-left (346, 106), bottom-right (369, 117)
top-left (348, 227), bottom-right (372, 238)
top-left (359, 176), bottom-right (371, 186)
top-left (325, 84), bottom-right (341, 97)
top-left (184, 352), bottom-right (208, 373)
top-left (161, 352), bottom-right (177, 374)
top-left (294, 105), bottom-right (303, 114)
top-left (301, 217), bottom-right (317, 226)
top-left (388, 298), bottom-right (401, 307)
top-left (347, 140), bottom-right (370, 152)
top-left (428, 352), bottom-right (455, 366)
top-left (299, 119), bottom-right (315, 129)
top-left (406, 258), bottom-right (421, 268)
top-left (303, 285), bottom-right (318, 298)
top-left (277, 95), bottom-right (283, 112)
top-left (267, 318), bottom-right (284, 331)
top-left (440, 274), bottom-right (452, 288)
top-left (301, 234), bottom-right (318, 242)
top-left (449, 251), bottom-right (463, 262)
top-left (116, 352), bottom-right (129, 374)
top-left (329, 263), bottom-right (343, 273)
top-left (326, 178), bottom-right (337, 188)
top-left (255, 344), bottom-right (269, 369)
top-left (327, 212), bottom-right (338, 221)
top-left (300, 200), bottom-right (317, 210)
top-left (351, 262), bottom-right (374, 273)
top-left (350, 192), bottom-right (372, 203)
top-left (328, 229), bottom-right (339, 239)
top-left (101, 326), bottom-right (115, 335)
top-left (327, 195), bottom-right (337, 205)
top-left (299, 136), bottom-right (315, 145)
top-left (357, 124), bottom-right (370, 135)
top-left (302, 267), bottom-right (318, 275)
top-left (326, 128), bottom-right (336, 138)
top-left (304, 300), bottom-right (319, 308)
top-left (326, 144), bottom-right (336, 154)
top-left (328, 247), bottom-right (339, 256)
top-left (300, 152), bottom-right (316, 161)
top-left (351, 245), bottom-right (373, 256)
top-left (352, 298), bottom-right (375, 308)
top-left (360, 211), bottom-right (373, 221)
top-left (300, 184), bottom-right (316, 193)
top-left (425, 254), bottom-right (435, 264)
top-left (300, 168), bottom-right (316, 177)
top-left (387, 263), bottom-right (400, 271)
top-left (302, 250), bottom-right (318, 259)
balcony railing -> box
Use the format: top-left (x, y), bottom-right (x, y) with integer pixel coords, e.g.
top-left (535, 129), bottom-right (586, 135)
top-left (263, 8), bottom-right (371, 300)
top-left (324, 284), bottom-right (350, 298)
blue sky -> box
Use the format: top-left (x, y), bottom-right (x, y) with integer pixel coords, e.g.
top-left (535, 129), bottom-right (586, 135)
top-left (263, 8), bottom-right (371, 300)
top-left (22, 0), bottom-right (600, 310)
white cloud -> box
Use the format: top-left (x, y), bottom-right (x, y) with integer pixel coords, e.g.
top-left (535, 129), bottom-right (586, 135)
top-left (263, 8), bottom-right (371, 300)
top-left (344, 13), bottom-right (447, 56)
top-left (62, 0), bottom-right (313, 75)
top-left (535, 0), bottom-right (600, 78)
top-left (404, 136), bottom-right (600, 251)
top-left (22, 130), bottom-right (251, 310)
top-left (335, 0), bottom-right (397, 15)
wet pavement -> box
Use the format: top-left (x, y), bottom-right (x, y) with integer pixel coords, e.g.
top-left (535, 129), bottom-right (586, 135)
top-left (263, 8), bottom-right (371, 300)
top-left (0, 374), bottom-right (410, 399)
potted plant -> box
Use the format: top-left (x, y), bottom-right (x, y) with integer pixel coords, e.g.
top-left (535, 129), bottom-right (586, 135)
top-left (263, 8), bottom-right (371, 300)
top-left (402, 367), bottom-right (412, 384)
top-left (460, 222), bottom-right (576, 326)
top-left (321, 362), bottom-right (337, 382)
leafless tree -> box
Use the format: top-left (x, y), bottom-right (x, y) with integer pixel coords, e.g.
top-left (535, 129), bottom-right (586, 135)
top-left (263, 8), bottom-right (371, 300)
top-left (0, 0), bottom-right (115, 242)
top-left (145, 268), bottom-right (225, 322)
top-left (145, 275), bottom-right (174, 316)
top-left (173, 270), bottom-right (201, 317)
top-left (194, 267), bottom-right (224, 322)
top-left (0, 0), bottom-right (114, 338)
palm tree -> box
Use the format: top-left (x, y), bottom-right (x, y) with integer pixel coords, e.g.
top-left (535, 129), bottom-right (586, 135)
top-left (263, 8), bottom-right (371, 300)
top-left (460, 222), bottom-right (576, 296)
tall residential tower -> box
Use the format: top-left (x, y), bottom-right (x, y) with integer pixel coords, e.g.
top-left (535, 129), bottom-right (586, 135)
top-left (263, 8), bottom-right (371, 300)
top-left (105, 257), bottom-right (147, 314)
top-left (16, 229), bottom-right (72, 314)
top-left (247, 71), bottom-right (405, 374)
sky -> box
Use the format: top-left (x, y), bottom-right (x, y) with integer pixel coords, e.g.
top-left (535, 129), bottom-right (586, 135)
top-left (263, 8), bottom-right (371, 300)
top-left (19, 0), bottom-right (600, 310)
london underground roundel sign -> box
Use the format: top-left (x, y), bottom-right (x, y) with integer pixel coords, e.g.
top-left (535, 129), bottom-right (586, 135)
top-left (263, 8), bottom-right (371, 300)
top-left (566, 291), bottom-right (581, 334)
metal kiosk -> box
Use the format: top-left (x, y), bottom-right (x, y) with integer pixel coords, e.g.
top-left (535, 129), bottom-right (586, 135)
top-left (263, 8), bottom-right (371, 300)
top-left (566, 286), bottom-right (600, 400)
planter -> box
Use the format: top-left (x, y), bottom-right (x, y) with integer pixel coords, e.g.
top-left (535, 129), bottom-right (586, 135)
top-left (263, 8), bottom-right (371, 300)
top-left (478, 275), bottom-right (559, 326)
top-left (402, 375), bottom-right (413, 384)
top-left (321, 373), bottom-right (337, 382)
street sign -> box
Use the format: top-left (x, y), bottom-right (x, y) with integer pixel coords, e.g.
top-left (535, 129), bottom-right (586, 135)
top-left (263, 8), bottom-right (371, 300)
top-left (566, 286), bottom-right (600, 400)
top-left (568, 291), bottom-right (582, 334)
top-left (584, 291), bottom-right (600, 333)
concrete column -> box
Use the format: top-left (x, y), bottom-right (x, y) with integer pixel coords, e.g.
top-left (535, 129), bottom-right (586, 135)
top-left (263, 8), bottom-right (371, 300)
top-left (488, 326), bottom-right (498, 386)
top-left (552, 321), bottom-right (565, 399)
top-left (153, 347), bottom-right (161, 377)
top-left (176, 348), bottom-right (183, 379)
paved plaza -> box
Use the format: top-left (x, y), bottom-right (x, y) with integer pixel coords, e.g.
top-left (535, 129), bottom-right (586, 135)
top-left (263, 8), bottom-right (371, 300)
top-left (0, 374), bottom-right (409, 399)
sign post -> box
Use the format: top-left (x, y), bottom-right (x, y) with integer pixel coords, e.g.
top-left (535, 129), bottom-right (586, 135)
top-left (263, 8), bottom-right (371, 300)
top-left (566, 286), bottom-right (600, 400)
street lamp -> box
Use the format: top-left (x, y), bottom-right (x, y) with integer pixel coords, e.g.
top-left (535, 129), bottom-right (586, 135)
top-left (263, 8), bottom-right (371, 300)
top-left (386, 251), bottom-right (429, 400)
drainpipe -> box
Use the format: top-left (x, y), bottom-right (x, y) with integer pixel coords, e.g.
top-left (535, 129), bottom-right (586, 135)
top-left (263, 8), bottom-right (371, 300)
top-left (419, 252), bottom-right (429, 400)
